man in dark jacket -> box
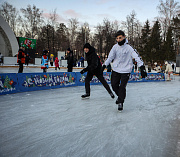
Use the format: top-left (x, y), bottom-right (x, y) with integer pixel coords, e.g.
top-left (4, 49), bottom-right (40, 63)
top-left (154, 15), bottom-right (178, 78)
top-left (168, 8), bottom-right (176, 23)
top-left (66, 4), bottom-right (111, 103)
top-left (80, 43), bottom-right (115, 99)
top-left (66, 48), bottom-right (74, 72)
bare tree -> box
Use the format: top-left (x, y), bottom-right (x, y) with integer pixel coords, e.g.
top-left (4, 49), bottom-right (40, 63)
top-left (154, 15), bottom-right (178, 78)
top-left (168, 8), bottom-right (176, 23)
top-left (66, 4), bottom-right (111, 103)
top-left (102, 18), bottom-right (116, 59)
top-left (68, 18), bottom-right (79, 50)
top-left (49, 9), bottom-right (58, 55)
top-left (121, 10), bottom-right (142, 48)
top-left (157, 0), bottom-right (180, 26)
top-left (0, 2), bottom-right (19, 35)
top-left (74, 22), bottom-right (90, 59)
top-left (94, 24), bottom-right (104, 56)
top-left (20, 4), bottom-right (43, 38)
top-left (157, 0), bottom-right (180, 40)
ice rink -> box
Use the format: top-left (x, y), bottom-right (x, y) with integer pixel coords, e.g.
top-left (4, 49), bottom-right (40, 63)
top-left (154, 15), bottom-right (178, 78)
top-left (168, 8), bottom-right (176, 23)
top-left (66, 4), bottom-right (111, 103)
top-left (0, 66), bottom-right (180, 157)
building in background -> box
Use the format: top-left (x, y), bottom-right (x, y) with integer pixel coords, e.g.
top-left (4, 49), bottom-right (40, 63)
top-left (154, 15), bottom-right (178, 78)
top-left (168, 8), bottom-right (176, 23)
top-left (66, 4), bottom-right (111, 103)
top-left (0, 15), bottom-right (19, 57)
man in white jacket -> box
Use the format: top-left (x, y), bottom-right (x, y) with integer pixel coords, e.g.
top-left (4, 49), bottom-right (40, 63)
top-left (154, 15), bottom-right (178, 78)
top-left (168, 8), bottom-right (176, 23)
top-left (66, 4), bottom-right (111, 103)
top-left (165, 61), bottom-right (173, 81)
top-left (102, 30), bottom-right (147, 111)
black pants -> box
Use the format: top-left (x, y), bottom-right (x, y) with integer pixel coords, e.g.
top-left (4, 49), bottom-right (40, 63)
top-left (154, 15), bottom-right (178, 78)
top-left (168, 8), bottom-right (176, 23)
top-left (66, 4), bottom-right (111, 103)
top-left (18, 63), bottom-right (23, 73)
top-left (68, 66), bottom-right (73, 72)
top-left (55, 67), bottom-right (60, 70)
top-left (81, 62), bottom-right (84, 67)
top-left (111, 71), bottom-right (130, 103)
top-left (43, 68), bottom-right (47, 73)
top-left (85, 71), bottom-right (112, 95)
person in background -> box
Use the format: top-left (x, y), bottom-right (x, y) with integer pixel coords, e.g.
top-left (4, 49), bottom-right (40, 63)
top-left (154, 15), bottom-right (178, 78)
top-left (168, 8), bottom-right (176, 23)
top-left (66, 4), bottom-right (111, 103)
top-left (80, 55), bottom-right (85, 67)
top-left (25, 53), bottom-right (30, 67)
top-left (161, 63), bottom-right (166, 73)
top-left (50, 54), bottom-right (54, 66)
top-left (134, 61), bottom-right (137, 72)
top-left (17, 46), bottom-right (26, 73)
top-left (154, 64), bottom-right (161, 73)
top-left (172, 64), bottom-right (174, 72)
top-left (66, 48), bottom-right (74, 72)
top-left (165, 61), bottom-right (173, 81)
top-left (148, 61), bottom-right (151, 72)
top-left (102, 30), bottom-right (147, 111)
top-left (80, 43), bottom-right (115, 99)
top-left (0, 52), bottom-right (3, 66)
top-left (55, 57), bottom-right (60, 70)
top-left (41, 50), bottom-right (49, 73)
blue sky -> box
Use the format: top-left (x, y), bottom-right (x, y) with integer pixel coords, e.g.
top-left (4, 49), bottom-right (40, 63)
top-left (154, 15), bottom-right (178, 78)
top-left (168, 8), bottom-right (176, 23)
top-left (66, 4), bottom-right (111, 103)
top-left (1, 0), bottom-right (161, 29)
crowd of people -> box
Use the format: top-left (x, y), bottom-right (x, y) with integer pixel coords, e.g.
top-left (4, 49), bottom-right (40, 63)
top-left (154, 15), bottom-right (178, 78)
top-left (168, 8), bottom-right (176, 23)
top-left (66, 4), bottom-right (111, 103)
top-left (14, 30), bottom-right (177, 111)
top-left (11, 40), bottom-right (177, 78)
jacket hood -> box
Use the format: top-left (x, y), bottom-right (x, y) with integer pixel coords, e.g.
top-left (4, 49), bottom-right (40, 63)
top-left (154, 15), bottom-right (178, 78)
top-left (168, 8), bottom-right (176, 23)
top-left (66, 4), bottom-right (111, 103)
top-left (165, 61), bottom-right (168, 65)
top-left (85, 46), bottom-right (95, 56)
top-left (83, 43), bottom-right (91, 49)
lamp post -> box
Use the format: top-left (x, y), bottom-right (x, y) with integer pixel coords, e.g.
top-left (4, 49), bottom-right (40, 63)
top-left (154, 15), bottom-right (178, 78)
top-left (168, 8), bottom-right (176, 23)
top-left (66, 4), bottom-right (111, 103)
top-left (75, 50), bottom-right (77, 62)
top-left (83, 24), bottom-right (88, 60)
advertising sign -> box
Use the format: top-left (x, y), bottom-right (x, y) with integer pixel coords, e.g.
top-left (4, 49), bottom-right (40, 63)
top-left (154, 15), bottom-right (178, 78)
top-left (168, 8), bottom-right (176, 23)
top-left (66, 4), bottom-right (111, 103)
top-left (17, 37), bottom-right (36, 49)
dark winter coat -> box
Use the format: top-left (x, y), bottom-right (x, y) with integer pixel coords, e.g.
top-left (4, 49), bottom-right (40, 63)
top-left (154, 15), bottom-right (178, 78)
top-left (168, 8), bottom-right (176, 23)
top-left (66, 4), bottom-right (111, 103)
top-left (17, 49), bottom-right (25, 64)
top-left (67, 51), bottom-right (74, 67)
top-left (25, 54), bottom-right (30, 63)
top-left (83, 46), bottom-right (102, 74)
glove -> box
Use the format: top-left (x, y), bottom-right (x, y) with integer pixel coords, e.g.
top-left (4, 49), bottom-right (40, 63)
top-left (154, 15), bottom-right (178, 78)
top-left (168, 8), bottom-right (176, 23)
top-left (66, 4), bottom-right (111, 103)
top-left (102, 65), bottom-right (106, 72)
top-left (140, 65), bottom-right (147, 78)
top-left (80, 69), bottom-right (85, 74)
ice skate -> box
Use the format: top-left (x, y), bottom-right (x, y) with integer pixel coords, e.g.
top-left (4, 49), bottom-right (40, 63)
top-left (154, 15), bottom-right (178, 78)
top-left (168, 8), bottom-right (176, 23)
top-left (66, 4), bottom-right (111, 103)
top-left (166, 76), bottom-right (171, 81)
top-left (118, 103), bottom-right (123, 112)
top-left (81, 94), bottom-right (90, 99)
top-left (116, 98), bottom-right (120, 104)
top-left (110, 93), bottom-right (115, 99)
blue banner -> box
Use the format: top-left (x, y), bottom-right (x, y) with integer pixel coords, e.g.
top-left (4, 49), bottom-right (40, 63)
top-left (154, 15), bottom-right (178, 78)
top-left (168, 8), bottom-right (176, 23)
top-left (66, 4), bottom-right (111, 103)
top-left (0, 72), bottom-right (165, 95)
top-left (76, 72), bottom-right (111, 86)
top-left (0, 73), bottom-right (19, 95)
top-left (18, 72), bottom-right (77, 92)
top-left (129, 73), bottom-right (165, 82)
top-left (77, 72), bottom-right (165, 85)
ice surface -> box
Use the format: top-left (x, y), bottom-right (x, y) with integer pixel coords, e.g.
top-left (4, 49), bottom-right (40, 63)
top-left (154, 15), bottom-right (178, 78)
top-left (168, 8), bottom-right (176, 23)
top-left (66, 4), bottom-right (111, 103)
top-left (0, 68), bottom-right (180, 156)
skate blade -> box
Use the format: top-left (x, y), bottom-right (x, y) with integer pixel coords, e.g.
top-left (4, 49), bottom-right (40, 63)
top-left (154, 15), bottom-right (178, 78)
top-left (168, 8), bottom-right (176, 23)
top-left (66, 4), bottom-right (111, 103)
top-left (81, 97), bottom-right (90, 99)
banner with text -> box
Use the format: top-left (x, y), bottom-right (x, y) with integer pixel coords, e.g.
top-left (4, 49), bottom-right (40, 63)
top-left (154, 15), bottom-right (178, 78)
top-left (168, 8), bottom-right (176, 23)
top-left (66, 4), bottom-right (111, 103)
top-left (18, 72), bottom-right (77, 92)
top-left (0, 72), bottom-right (165, 95)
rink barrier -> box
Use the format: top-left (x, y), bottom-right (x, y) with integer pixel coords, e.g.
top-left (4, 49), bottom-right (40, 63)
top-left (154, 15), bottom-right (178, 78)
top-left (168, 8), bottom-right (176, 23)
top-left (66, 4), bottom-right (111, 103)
top-left (0, 72), bottom-right (165, 95)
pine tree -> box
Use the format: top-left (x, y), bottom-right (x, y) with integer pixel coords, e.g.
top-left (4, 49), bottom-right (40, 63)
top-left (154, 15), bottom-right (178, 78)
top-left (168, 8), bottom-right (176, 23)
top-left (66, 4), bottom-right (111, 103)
top-left (149, 20), bottom-right (162, 62)
top-left (164, 27), bottom-right (175, 60)
top-left (3, 76), bottom-right (11, 89)
top-left (139, 20), bottom-right (151, 62)
top-left (172, 14), bottom-right (180, 55)
top-left (69, 74), bottom-right (73, 83)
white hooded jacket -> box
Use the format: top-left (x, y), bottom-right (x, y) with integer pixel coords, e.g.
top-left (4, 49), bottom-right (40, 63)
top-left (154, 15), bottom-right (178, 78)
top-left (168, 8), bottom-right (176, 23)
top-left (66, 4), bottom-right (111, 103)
top-left (165, 61), bottom-right (173, 73)
top-left (105, 39), bottom-right (144, 73)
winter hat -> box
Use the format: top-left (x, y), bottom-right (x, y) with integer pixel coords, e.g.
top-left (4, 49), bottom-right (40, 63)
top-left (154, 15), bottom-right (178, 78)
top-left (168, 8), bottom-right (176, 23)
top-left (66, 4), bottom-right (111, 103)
top-left (115, 30), bottom-right (125, 37)
top-left (83, 43), bottom-right (91, 49)
top-left (43, 50), bottom-right (48, 55)
top-left (67, 48), bottom-right (71, 51)
top-left (165, 61), bottom-right (168, 65)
